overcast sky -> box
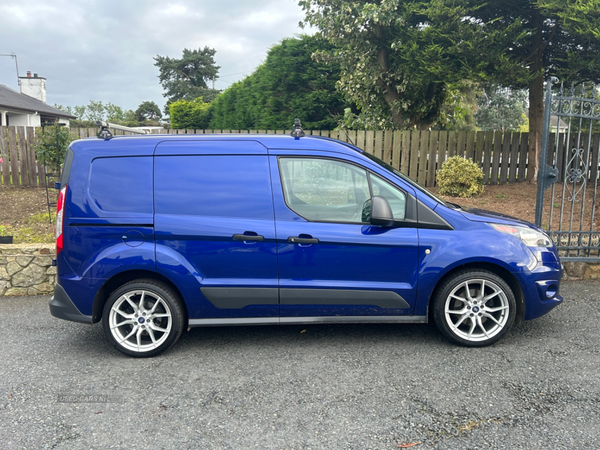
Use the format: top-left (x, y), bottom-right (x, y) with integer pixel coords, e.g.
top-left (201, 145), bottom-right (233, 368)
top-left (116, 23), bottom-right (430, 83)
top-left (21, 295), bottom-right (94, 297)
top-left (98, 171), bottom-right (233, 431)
top-left (0, 0), bottom-right (312, 112)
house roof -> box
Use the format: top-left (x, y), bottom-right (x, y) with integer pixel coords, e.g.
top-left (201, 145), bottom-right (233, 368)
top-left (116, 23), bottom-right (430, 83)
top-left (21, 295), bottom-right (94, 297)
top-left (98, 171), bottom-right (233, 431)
top-left (0, 84), bottom-right (76, 119)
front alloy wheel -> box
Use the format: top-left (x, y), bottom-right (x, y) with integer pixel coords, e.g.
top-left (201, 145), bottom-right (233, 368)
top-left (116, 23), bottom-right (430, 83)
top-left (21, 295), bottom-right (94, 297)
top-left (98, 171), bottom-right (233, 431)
top-left (433, 270), bottom-right (517, 346)
top-left (102, 280), bottom-right (185, 357)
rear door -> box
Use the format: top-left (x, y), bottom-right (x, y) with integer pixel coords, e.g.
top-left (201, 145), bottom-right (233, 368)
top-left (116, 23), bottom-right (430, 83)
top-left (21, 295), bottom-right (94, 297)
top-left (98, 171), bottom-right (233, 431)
top-left (154, 141), bottom-right (279, 319)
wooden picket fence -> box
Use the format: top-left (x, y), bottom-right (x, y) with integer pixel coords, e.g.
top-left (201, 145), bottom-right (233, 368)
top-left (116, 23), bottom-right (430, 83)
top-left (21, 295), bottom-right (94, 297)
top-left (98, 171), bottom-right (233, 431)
top-left (0, 126), bottom-right (47, 187)
top-left (1, 126), bottom-right (537, 187)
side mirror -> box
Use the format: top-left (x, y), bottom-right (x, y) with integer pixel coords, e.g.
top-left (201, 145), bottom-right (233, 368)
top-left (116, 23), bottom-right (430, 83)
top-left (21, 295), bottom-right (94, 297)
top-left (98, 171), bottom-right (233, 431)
top-left (370, 195), bottom-right (394, 227)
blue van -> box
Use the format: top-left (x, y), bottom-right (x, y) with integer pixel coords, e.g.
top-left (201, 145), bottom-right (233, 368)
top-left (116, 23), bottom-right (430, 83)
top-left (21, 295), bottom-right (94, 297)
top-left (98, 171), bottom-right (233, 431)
top-left (49, 128), bottom-right (563, 357)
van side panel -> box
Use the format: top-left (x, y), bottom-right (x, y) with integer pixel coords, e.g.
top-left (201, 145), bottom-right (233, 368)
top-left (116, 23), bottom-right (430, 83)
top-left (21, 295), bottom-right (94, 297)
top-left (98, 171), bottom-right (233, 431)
top-left (153, 144), bottom-right (279, 319)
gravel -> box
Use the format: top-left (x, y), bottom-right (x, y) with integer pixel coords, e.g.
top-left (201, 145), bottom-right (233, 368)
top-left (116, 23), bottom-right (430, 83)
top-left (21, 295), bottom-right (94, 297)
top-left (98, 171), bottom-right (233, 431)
top-left (1, 280), bottom-right (599, 449)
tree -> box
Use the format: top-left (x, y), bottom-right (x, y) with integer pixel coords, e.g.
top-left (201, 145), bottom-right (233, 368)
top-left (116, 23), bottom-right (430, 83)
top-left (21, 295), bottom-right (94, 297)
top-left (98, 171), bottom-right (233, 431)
top-left (135, 101), bottom-right (162, 122)
top-left (84, 100), bottom-right (106, 121)
top-left (169, 97), bottom-right (211, 130)
top-left (53, 104), bottom-right (73, 116)
top-left (105, 103), bottom-right (126, 122)
top-left (73, 105), bottom-right (86, 121)
top-left (475, 85), bottom-right (527, 132)
top-left (300, 0), bottom-right (600, 180)
top-left (298, 1), bottom-right (518, 130)
top-left (154, 47), bottom-right (221, 113)
top-left (455, 1), bottom-right (600, 180)
top-left (34, 125), bottom-right (76, 176)
top-left (208, 35), bottom-right (347, 130)
top-left (436, 81), bottom-right (480, 131)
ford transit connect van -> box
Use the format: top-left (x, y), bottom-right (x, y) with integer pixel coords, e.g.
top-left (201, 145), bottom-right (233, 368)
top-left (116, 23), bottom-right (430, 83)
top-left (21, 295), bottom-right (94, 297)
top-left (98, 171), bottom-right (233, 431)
top-left (49, 129), bottom-right (562, 357)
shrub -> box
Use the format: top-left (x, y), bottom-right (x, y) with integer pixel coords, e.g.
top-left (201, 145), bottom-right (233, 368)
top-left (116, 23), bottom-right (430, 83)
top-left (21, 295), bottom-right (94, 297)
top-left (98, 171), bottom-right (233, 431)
top-left (436, 156), bottom-right (484, 198)
top-left (169, 97), bottom-right (211, 130)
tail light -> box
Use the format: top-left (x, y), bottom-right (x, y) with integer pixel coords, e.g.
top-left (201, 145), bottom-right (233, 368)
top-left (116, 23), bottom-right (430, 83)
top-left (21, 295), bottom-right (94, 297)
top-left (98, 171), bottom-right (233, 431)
top-left (56, 185), bottom-right (67, 255)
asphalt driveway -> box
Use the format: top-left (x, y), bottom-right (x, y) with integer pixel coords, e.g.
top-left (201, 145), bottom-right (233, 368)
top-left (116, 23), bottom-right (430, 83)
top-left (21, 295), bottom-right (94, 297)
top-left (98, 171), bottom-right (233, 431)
top-left (1, 280), bottom-right (599, 449)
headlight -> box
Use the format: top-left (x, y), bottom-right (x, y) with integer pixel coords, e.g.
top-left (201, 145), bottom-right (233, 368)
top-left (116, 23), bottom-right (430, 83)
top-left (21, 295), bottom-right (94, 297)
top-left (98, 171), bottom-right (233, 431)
top-left (490, 223), bottom-right (553, 248)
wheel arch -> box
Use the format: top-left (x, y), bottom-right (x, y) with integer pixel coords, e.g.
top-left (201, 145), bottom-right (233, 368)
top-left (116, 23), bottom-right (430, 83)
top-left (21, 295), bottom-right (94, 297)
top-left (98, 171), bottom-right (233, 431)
top-left (91, 270), bottom-right (187, 324)
top-left (426, 262), bottom-right (526, 323)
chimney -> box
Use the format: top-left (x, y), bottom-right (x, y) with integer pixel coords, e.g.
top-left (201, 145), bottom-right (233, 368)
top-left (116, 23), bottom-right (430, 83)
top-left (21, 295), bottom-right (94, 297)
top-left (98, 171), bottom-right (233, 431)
top-left (19, 71), bottom-right (47, 103)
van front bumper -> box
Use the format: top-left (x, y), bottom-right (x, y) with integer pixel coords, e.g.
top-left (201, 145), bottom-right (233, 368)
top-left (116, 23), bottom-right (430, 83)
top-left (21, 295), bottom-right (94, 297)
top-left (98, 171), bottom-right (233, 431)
top-left (49, 284), bottom-right (93, 324)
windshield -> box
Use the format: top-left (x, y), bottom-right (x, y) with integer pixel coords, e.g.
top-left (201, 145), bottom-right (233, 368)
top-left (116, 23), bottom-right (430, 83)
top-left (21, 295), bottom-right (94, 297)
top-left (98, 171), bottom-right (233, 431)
top-left (361, 152), bottom-right (450, 206)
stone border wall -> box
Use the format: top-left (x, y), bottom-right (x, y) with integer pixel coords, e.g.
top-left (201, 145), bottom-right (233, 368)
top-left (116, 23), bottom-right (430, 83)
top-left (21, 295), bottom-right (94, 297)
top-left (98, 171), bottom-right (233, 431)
top-left (562, 261), bottom-right (600, 280)
top-left (0, 244), bottom-right (56, 296)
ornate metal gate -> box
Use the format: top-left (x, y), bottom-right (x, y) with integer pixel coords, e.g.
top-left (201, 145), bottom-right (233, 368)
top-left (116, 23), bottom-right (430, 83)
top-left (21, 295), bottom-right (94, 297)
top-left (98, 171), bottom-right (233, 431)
top-left (535, 79), bottom-right (600, 261)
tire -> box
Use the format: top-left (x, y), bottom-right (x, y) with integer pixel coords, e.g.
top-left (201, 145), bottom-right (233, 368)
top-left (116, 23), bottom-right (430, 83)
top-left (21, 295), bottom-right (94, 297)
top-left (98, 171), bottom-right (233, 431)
top-left (102, 279), bottom-right (185, 357)
top-left (433, 270), bottom-right (516, 347)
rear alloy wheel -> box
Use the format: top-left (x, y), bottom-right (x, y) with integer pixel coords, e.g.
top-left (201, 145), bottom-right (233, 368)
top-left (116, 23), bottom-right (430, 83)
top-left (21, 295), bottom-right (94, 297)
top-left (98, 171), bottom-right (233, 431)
top-left (433, 270), bottom-right (516, 347)
top-left (102, 280), bottom-right (185, 357)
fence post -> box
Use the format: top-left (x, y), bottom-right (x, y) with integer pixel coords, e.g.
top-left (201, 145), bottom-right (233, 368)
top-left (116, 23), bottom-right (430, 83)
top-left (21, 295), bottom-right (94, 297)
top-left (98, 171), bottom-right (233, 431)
top-left (7, 126), bottom-right (19, 186)
top-left (26, 127), bottom-right (37, 186)
top-left (427, 130), bottom-right (439, 187)
top-left (0, 127), bottom-right (9, 186)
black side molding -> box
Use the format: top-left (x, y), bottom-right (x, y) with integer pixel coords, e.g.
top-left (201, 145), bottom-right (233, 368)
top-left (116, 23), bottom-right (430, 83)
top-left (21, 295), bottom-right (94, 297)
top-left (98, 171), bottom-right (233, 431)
top-left (280, 289), bottom-right (410, 309)
top-left (201, 287), bottom-right (278, 309)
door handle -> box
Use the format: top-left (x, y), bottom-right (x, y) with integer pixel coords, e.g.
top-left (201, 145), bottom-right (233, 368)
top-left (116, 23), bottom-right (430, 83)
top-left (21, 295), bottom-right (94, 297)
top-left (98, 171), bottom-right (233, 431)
top-left (288, 236), bottom-right (319, 244)
top-left (233, 233), bottom-right (264, 242)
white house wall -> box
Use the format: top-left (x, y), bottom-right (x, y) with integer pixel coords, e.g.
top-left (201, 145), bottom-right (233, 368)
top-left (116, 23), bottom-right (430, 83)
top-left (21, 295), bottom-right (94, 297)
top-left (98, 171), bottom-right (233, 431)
top-left (7, 112), bottom-right (41, 127)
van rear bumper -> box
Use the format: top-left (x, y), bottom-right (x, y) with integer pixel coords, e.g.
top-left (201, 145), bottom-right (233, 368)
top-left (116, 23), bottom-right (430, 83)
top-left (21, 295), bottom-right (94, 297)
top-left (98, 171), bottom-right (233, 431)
top-left (49, 284), bottom-right (93, 324)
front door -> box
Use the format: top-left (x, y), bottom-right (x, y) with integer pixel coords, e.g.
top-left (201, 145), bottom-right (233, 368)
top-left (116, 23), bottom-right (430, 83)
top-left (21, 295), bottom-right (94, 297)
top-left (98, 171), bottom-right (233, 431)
top-left (270, 154), bottom-right (419, 318)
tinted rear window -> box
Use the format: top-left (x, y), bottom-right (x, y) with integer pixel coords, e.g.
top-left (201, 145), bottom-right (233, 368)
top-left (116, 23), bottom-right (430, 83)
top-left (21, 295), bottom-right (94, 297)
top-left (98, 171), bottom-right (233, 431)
top-left (60, 148), bottom-right (74, 187)
top-left (88, 156), bottom-right (153, 213)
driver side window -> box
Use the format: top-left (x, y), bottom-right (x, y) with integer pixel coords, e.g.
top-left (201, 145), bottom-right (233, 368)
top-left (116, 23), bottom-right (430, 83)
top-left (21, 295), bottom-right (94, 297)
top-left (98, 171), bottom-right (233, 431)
top-left (279, 158), bottom-right (370, 223)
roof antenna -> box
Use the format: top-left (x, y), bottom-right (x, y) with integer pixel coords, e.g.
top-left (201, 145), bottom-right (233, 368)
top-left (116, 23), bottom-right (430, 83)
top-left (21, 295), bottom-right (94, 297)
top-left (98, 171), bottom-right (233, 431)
top-left (327, 108), bottom-right (355, 146)
top-left (290, 118), bottom-right (305, 139)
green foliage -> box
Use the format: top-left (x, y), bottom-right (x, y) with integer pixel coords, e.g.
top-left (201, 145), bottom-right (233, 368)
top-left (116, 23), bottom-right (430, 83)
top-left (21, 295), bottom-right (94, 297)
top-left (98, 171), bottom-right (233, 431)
top-left (53, 104), bottom-right (73, 116)
top-left (0, 223), bottom-right (12, 236)
top-left (34, 125), bottom-right (77, 175)
top-left (85, 100), bottom-right (105, 121)
top-left (135, 101), bottom-right (162, 122)
top-left (300, 0), bottom-right (600, 135)
top-left (169, 97), bottom-right (211, 130)
top-left (476, 85), bottom-right (527, 132)
top-left (59, 100), bottom-right (161, 127)
top-left (154, 47), bottom-right (221, 114)
top-left (299, 1), bottom-right (523, 130)
top-left (73, 105), bottom-right (86, 120)
top-left (208, 35), bottom-right (346, 130)
top-left (105, 103), bottom-right (126, 122)
top-left (437, 156), bottom-right (484, 198)
top-left (436, 81), bottom-right (480, 131)
top-left (488, 1), bottom-right (600, 86)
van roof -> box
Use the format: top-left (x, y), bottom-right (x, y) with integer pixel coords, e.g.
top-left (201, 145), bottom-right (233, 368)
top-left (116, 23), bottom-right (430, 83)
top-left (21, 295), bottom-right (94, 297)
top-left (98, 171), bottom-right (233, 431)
top-left (70, 133), bottom-right (364, 155)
